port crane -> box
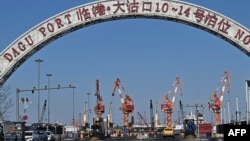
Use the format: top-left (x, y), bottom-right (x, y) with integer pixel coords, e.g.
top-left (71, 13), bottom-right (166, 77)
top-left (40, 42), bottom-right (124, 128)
top-left (94, 79), bottom-right (105, 126)
top-left (208, 71), bottom-right (230, 126)
top-left (112, 78), bottom-right (134, 127)
top-left (161, 77), bottom-right (183, 128)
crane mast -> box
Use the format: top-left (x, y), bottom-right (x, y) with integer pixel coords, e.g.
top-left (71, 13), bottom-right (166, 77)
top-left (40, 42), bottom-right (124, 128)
top-left (83, 101), bottom-right (88, 127)
top-left (94, 80), bottom-right (105, 125)
top-left (150, 99), bottom-right (154, 130)
top-left (112, 78), bottom-right (134, 127)
top-left (161, 77), bottom-right (183, 128)
top-left (154, 101), bottom-right (159, 127)
top-left (209, 71), bottom-right (230, 126)
top-left (107, 101), bottom-right (113, 128)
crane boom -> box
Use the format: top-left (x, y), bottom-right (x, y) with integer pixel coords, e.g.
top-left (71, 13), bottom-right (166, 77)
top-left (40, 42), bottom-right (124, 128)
top-left (40, 99), bottom-right (47, 123)
top-left (137, 112), bottom-right (147, 125)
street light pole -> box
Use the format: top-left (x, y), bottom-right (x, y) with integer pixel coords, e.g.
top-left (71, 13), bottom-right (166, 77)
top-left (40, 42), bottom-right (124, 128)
top-left (35, 59), bottom-right (43, 122)
top-left (16, 88), bottom-right (19, 121)
top-left (46, 73), bottom-right (52, 123)
top-left (72, 86), bottom-right (76, 126)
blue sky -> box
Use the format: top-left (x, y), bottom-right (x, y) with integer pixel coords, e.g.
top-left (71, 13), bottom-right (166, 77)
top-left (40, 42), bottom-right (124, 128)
top-left (1, 0), bottom-right (250, 126)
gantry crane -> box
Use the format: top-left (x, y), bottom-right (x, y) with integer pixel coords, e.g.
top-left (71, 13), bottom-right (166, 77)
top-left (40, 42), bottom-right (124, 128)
top-left (112, 78), bottom-right (134, 127)
top-left (208, 71), bottom-right (230, 126)
top-left (161, 77), bottom-right (183, 128)
top-left (94, 80), bottom-right (105, 126)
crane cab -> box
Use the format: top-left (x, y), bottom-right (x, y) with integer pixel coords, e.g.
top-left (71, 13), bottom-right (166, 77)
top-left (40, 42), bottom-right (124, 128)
top-left (126, 104), bottom-right (134, 112)
top-left (161, 103), bottom-right (172, 112)
top-left (120, 104), bottom-right (134, 112)
top-left (95, 104), bottom-right (105, 113)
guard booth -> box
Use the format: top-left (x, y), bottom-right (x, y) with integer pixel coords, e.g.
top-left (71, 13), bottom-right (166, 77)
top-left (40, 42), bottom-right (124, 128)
top-left (0, 121), bottom-right (25, 141)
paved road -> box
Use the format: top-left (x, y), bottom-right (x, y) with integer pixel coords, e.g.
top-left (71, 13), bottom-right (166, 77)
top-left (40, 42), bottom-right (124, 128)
top-left (63, 134), bottom-right (223, 141)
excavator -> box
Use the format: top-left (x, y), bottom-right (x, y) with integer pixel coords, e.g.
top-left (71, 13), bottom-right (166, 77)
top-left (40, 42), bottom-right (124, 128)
top-left (208, 71), bottom-right (230, 135)
top-left (112, 78), bottom-right (134, 128)
top-left (161, 77), bottom-right (183, 138)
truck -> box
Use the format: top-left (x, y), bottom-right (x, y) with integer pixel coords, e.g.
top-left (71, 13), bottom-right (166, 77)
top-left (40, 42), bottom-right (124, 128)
top-left (162, 127), bottom-right (175, 138)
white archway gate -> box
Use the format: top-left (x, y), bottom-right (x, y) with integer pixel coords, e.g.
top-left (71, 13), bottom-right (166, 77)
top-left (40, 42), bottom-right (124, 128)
top-left (0, 0), bottom-right (250, 86)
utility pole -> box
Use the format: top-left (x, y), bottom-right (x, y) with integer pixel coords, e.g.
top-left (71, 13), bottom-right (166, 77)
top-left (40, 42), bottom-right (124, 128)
top-left (46, 73), bottom-right (52, 123)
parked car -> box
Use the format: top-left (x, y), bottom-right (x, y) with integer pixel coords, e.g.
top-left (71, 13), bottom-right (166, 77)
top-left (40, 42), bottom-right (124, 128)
top-left (25, 131), bottom-right (40, 141)
top-left (36, 130), bottom-right (48, 141)
top-left (45, 131), bottom-right (55, 141)
top-left (162, 127), bottom-right (175, 138)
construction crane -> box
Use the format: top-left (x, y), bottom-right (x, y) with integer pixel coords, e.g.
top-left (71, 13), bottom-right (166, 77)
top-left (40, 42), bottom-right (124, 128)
top-left (112, 78), bottom-right (134, 127)
top-left (94, 79), bottom-right (105, 125)
top-left (150, 99), bottom-right (154, 130)
top-left (161, 77), bottom-right (183, 128)
top-left (40, 99), bottom-right (47, 123)
top-left (208, 71), bottom-right (230, 126)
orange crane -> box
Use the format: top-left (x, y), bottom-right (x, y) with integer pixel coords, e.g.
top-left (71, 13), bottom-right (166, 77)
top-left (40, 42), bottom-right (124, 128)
top-left (208, 71), bottom-right (230, 126)
top-left (161, 77), bottom-right (183, 128)
top-left (94, 80), bottom-right (105, 125)
top-left (112, 78), bottom-right (134, 127)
